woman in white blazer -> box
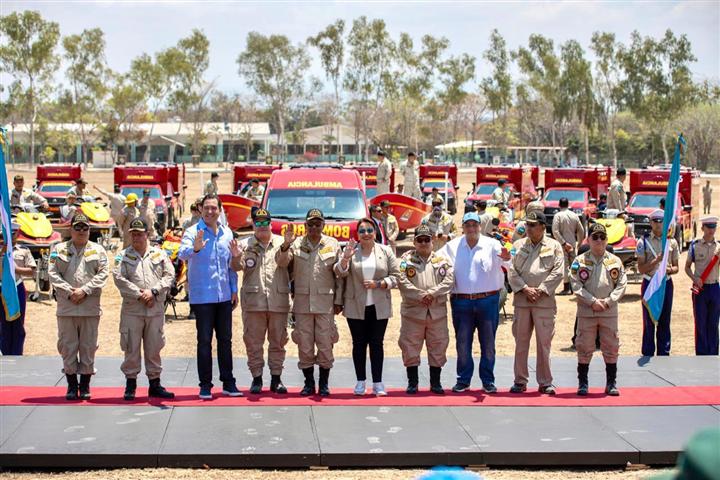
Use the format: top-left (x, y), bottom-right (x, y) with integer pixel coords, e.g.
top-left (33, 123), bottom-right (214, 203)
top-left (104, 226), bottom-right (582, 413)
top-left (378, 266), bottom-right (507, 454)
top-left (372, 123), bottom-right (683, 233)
top-left (335, 218), bottom-right (400, 396)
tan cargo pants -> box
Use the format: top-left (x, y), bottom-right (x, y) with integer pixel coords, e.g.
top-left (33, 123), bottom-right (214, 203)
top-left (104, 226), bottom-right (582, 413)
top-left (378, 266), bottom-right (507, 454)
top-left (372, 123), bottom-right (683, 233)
top-left (119, 314), bottom-right (166, 379)
top-left (398, 313), bottom-right (449, 368)
top-left (242, 311), bottom-right (289, 377)
top-left (57, 316), bottom-right (100, 375)
top-left (512, 306), bottom-right (556, 387)
top-left (576, 315), bottom-right (620, 364)
top-left (291, 313), bottom-right (339, 369)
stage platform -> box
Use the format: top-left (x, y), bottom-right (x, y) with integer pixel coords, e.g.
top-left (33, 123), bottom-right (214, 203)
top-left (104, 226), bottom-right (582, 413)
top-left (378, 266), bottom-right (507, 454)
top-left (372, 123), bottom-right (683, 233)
top-left (1, 355), bottom-right (718, 469)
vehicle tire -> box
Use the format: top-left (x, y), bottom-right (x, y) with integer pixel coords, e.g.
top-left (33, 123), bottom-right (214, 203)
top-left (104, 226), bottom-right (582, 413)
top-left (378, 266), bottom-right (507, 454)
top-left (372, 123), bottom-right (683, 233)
top-left (29, 292), bottom-right (40, 302)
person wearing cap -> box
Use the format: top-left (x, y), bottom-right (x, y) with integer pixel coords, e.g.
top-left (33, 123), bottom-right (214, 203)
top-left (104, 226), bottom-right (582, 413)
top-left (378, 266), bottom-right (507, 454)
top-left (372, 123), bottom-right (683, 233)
top-left (376, 150), bottom-right (392, 195)
top-left (0, 222), bottom-right (36, 355)
top-left (112, 218), bottom-right (176, 401)
top-left (427, 187), bottom-right (444, 208)
top-left (421, 200), bottom-right (457, 251)
top-left (702, 180), bottom-right (712, 215)
top-left (439, 212), bottom-right (512, 394)
top-left (570, 222), bottom-right (626, 396)
top-left (48, 213), bottom-right (110, 401)
top-left (178, 194), bottom-right (241, 400)
top-left (204, 172), bottom-right (219, 196)
top-left (93, 184), bottom-right (126, 237)
top-left (513, 200), bottom-right (545, 242)
top-left (334, 218), bottom-right (400, 396)
top-left (67, 178), bottom-right (88, 198)
top-left (492, 179), bottom-right (510, 205)
top-left (10, 174), bottom-right (49, 210)
top-left (138, 189), bottom-right (157, 238)
top-left (607, 167), bottom-right (627, 211)
top-left (244, 178), bottom-right (265, 203)
top-left (400, 152), bottom-right (421, 199)
top-left (552, 197), bottom-right (586, 295)
top-left (397, 224), bottom-right (454, 394)
top-left (229, 208), bottom-right (291, 394)
top-left (61, 193), bottom-right (79, 223)
top-left (684, 216), bottom-right (720, 355)
top-left (120, 193), bottom-right (141, 248)
top-left (380, 200), bottom-right (399, 254)
top-left (637, 208), bottom-right (680, 356)
top-left (508, 211), bottom-right (564, 395)
top-left (276, 208), bottom-right (343, 396)
top-left (474, 200), bottom-right (493, 236)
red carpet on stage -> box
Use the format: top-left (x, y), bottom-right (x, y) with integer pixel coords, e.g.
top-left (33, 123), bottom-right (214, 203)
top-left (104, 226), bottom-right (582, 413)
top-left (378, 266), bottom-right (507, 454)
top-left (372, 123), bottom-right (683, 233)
top-left (1, 385), bottom-right (718, 407)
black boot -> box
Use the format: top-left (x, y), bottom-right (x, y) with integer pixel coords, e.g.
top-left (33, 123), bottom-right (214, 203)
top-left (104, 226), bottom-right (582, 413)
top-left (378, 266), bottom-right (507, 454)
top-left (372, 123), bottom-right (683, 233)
top-left (123, 378), bottom-right (137, 401)
top-left (300, 367), bottom-right (315, 396)
top-left (429, 366), bottom-right (445, 394)
top-left (559, 282), bottom-right (572, 295)
top-left (577, 363), bottom-right (589, 396)
top-left (270, 375), bottom-right (287, 394)
top-left (79, 374), bottom-right (92, 400)
top-left (250, 376), bottom-right (263, 394)
top-left (318, 368), bottom-right (330, 397)
top-left (65, 374), bottom-right (79, 401)
top-left (406, 366), bottom-right (419, 394)
top-left (605, 363), bottom-right (619, 396)
top-left (149, 378), bottom-right (175, 399)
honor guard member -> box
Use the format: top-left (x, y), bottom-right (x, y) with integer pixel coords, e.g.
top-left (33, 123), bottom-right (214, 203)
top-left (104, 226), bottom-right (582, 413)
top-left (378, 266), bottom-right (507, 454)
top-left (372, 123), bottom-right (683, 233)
top-left (552, 197), bottom-right (586, 295)
top-left (685, 216), bottom-right (720, 355)
top-left (607, 167), bottom-right (627, 211)
top-left (637, 208), bottom-right (680, 356)
top-left (204, 172), bottom-right (219, 196)
top-left (0, 222), bottom-right (36, 355)
top-left (276, 208), bottom-right (343, 396)
top-left (397, 225), bottom-right (454, 394)
top-left (113, 218), bottom-right (176, 400)
top-left (508, 212), bottom-right (564, 394)
top-left (10, 174), bottom-right (48, 210)
top-left (245, 179), bottom-right (265, 203)
top-left (421, 200), bottom-right (457, 251)
top-left (120, 193), bottom-right (140, 248)
top-left (230, 208), bottom-right (291, 394)
top-left (380, 200), bottom-right (400, 253)
top-left (48, 213), bottom-right (110, 400)
top-left (400, 152), bottom-right (421, 199)
top-left (570, 223), bottom-right (627, 396)
top-left (376, 150), bottom-right (392, 195)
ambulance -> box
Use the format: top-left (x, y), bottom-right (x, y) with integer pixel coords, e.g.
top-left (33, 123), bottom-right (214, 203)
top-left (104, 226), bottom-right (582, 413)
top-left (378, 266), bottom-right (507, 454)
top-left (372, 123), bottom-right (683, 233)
top-left (542, 166), bottom-right (611, 231)
top-left (232, 163), bottom-right (282, 196)
top-left (465, 164), bottom-right (539, 212)
top-left (347, 163), bottom-right (395, 199)
top-left (419, 164), bottom-right (459, 214)
top-left (35, 164), bottom-right (82, 214)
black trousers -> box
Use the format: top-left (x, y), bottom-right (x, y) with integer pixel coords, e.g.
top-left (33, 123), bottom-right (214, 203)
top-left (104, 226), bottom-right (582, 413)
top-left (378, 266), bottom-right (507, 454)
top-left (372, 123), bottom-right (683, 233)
top-left (347, 306), bottom-right (388, 382)
top-left (193, 301), bottom-right (235, 389)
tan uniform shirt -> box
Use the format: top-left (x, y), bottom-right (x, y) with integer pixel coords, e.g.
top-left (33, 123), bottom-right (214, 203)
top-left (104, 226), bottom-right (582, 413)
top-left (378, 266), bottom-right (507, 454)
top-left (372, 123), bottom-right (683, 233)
top-left (233, 234), bottom-right (291, 313)
top-left (570, 251), bottom-right (627, 317)
top-left (508, 236), bottom-right (565, 308)
top-left (702, 185), bottom-right (712, 203)
top-left (552, 208), bottom-right (585, 247)
top-left (478, 211), bottom-right (494, 236)
top-left (397, 250), bottom-right (454, 320)
top-left (607, 179), bottom-right (626, 211)
top-left (400, 161), bottom-right (419, 190)
top-left (276, 234), bottom-right (343, 314)
top-left (11, 246), bottom-right (36, 285)
top-left (112, 245), bottom-right (175, 316)
top-left (10, 188), bottom-right (45, 207)
top-left (421, 212), bottom-right (457, 250)
top-left (138, 199), bottom-right (157, 235)
top-left (204, 180), bottom-right (218, 196)
top-left (384, 214), bottom-right (399, 243)
top-left (688, 238), bottom-right (720, 284)
top-left (245, 186), bottom-right (265, 202)
top-left (492, 187), bottom-right (510, 205)
top-left (67, 186), bottom-right (88, 198)
top-left (377, 159), bottom-right (392, 193)
top-left (49, 240), bottom-right (109, 316)
top-left (637, 233), bottom-right (680, 278)
top-left (102, 191), bottom-right (126, 217)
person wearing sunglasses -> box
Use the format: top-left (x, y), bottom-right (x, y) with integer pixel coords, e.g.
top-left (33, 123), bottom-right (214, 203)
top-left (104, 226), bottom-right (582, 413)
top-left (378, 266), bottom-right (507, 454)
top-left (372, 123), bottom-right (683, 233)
top-left (48, 213), bottom-right (110, 401)
top-left (276, 208), bottom-right (343, 396)
top-left (421, 198), bottom-right (457, 251)
top-left (507, 211), bottom-right (565, 395)
top-left (397, 224), bottom-right (454, 394)
top-left (229, 208), bottom-right (291, 395)
top-left (335, 218), bottom-right (400, 396)
top-left (570, 222), bottom-right (627, 396)
top-left (636, 208), bottom-right (680, 356)
top-left (684, 215), bottom-right (720, 355)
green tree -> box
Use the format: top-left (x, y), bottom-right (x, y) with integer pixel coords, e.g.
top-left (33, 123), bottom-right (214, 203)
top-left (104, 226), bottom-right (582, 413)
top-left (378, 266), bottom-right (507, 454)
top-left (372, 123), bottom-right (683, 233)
top-left (675, 103), bottom-right (720, 171)
top-left (591, 32), bottom-right (624, 167)
top-left (481, 29), bottom-right (512, 147)
top-left (0, 10), bottom-right (60, 164)
top-left (438, 53), bottom-right (476, 143)
top-left (560, 39), bottom-right (596, 163)
top-left (106, 73), bottom-right (149, 161)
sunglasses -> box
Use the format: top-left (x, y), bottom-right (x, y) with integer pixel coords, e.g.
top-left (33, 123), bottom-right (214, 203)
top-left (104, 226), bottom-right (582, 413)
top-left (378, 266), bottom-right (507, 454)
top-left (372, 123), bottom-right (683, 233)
top-left (415, 237), bottom-right (431, 243)
top-left (704, 224), bottom-right (717, 229)
top-left (358, 228), bottom-right (375, 235)
top-left (590, 233), bottom-right (607, 241)
top-left (254, 219), bottom-right (271, 227)
top-left (651, 219), bottom-right (664, 223)
top-left (73, 225), bottom-right (90, 232)
top-left (307, 222), bottom-right (324, 228)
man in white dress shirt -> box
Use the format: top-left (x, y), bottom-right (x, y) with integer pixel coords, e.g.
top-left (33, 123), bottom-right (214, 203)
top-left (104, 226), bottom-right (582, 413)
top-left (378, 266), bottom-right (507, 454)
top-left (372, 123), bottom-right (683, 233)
top-left (439, 212), bottom-right (511, 393)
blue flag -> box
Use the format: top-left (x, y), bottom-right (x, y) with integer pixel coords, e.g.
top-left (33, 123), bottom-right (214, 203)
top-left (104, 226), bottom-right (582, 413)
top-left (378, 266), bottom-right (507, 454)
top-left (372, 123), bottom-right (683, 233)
top-left (642, 134), bottom-right (685, 324)
top-left (0, 125), bottom-right (21, 321)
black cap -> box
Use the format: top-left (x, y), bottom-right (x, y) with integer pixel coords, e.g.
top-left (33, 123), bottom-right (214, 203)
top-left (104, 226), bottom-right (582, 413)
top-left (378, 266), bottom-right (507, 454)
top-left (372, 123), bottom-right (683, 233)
top-left (128, 218), bottom-right (148, 232)
top-left (525, 211), bottom-right (547, 225)
top-left (71, 213), bottom-right (90, 226)
top-left (306, 208), bottom-right (324, 221)
top-left (253, 208), bottom-right (271, 220)
top-left (589, 223), bottom-right (607, 235)
top-left (377, 150), bottom-right (386, 157)
top-left (414, 224), bottom-right (432, 239)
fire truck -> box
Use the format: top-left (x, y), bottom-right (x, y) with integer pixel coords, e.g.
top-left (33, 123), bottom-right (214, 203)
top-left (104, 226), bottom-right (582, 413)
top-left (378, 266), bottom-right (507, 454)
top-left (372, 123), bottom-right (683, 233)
top-left (262, 165), bottom-right (368, 244)
top-left (626, 167), bottom-right (700, 249)
top-left (542, 166), bottom-right (611, 231)
top-left (114, 163), bottom-right (186, 232)
top-left (419, 164), bottom-right (459, 214)
top-left (346, 163), bottom-right (395, 199)
top-left (233, 163), bottom-right (282, 196)
top-left (35, 164), bottom-right (82, 214)
top-left (465, 164), bottom-right (539, 211)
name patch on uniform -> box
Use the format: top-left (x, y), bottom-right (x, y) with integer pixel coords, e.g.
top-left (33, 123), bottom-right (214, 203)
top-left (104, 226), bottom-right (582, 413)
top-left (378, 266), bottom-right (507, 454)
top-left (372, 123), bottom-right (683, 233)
top-left (578, 268), bottom-right (590, 282)
top-left (406, 267), bottom-right (416, 278)
top-left (245, 257), bottom-right (256, 269)
top-left (319, 246), bottom-right (334, 255)
top-left (84, 249), bottom-right (96, 257)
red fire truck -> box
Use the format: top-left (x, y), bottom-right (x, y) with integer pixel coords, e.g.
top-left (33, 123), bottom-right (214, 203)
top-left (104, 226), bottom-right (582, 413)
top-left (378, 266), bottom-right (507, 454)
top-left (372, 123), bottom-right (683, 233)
top-left (346, 163), bottom-right (395, 199)
top-left (465, 164), bottom-right (539, 211)
top-left (419, 164), bottom-right (459, 214)
top-left (542, 166), bottom-right (611, 230)
top-left (35, 164), bottom-right (82, 214)
top-left (233, 163), bottom-right (282, 195)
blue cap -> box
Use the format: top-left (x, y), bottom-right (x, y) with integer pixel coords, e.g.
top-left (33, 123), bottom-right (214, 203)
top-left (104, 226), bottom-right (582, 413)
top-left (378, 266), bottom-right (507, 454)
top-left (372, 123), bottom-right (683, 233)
top-left (462, 212), bottom-right (480, 224)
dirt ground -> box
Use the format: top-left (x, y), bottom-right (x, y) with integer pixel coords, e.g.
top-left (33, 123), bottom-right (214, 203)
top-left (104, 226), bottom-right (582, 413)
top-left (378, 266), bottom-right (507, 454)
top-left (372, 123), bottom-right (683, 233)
top-left (4, 164), bottom-right (715, 480)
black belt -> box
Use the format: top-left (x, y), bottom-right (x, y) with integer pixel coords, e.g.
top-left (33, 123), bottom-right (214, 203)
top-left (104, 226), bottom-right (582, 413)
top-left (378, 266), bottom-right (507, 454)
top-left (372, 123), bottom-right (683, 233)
top-left (451, 291), bottom-right (500, 300)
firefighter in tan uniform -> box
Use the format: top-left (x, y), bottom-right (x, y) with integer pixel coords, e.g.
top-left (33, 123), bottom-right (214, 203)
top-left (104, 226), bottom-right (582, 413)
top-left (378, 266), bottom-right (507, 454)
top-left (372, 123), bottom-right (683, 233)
top-left (120, 193), bottom-right (140, 248)
top-left (230, 208), bottom-right (291, 395)
top-left (607, 167), bottom-right (627, 211)
top-left (512, 200), bottom-right (545, 242)
top-left (421, 199), bottom-right (457, 251)
top-left (508, 211), bottom-right (564, 395)
top-left (380, 200), bottom-right (399, 254)
top-left (10, 175), bottom-right (49, 210)
top-left (276, 208), bottom-right (343, 396)
top-left (113, 218), bottom-right (176, 401)
top-left (397, 224), bottom-right (454, 394)
top-left (48, 213), bottom-right (109, 401)
top-left (551, 197), bottom-right (586, 295)
top-left (138, 189), bottom-right (157, 238)
top-left (376, 150), bottom-right (392, 195)
top-left (570, 223), bottom-right (627, 396)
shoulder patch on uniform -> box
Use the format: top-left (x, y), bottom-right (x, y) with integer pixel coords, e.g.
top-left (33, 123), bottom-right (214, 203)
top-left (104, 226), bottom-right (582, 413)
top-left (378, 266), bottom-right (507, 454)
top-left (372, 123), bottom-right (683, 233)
top-left (610, 268), bottom-right (620, 281)
top-left (578, 268), bottom-right (590, 282)
top-left (571, 259), bottom-right (580, 272)
top-left (84, 249), bottom-right (97, 257)
top-left (114, 254), bottom-right (123, 262)
top-left (406, 266), bottom-right (416, 278)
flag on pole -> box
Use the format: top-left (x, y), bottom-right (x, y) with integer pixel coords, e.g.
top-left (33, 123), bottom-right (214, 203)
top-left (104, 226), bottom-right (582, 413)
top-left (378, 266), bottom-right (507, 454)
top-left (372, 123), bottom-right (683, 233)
top-left (642, 134), bottom-right (686, 324)
top-left (0, 125), bottom-right (21, 321)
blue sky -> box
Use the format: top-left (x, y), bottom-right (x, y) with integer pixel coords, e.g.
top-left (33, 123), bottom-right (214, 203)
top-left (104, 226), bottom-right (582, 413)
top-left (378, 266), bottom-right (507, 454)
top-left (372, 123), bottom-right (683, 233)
top-left (3, 0), bottom-right (719, 96)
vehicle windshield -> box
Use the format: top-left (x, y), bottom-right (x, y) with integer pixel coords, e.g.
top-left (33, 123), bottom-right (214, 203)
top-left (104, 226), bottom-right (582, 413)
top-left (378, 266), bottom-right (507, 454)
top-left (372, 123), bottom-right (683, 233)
top-left (121, 186), bottom-right (162, 199)
top-left (544, 189), bottom-right (586, 202)
top-left (365, 186), bottom-right (378, 200)
top-left (265, 189), bottom-right (366, 220)
top-left (629, 193), bottom-right (665, 209)
top-left (39, 184), bottom-right (72, 193)
top-left (423, 180), bottom-right (453, 190)
top-left (473, 184), bottom-right (496, 195)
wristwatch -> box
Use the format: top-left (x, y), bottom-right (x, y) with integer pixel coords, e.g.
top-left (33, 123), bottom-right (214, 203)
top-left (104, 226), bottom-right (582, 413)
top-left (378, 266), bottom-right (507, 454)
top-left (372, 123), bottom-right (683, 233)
top-left (151, 288), bottom-right (159, 297)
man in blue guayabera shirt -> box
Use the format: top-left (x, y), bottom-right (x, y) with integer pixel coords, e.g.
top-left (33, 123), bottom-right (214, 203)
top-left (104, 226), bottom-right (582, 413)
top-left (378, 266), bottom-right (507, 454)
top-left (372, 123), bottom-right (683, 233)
top-left (178, 194), bottom-right (241, 400)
